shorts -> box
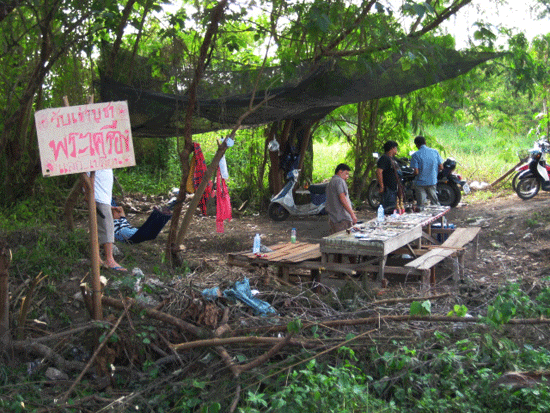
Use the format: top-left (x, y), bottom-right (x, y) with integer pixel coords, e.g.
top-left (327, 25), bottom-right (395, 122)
top-left (96, 202), bottom-right (114, 244)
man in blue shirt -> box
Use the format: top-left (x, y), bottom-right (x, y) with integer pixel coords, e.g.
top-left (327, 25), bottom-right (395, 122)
top-left (410, 136), bottom-right (443, 211)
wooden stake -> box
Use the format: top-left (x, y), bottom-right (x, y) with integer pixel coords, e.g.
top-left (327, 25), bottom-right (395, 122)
top-left (63, 95), bottom-right (102, 320)
top-left (490, 159), bottom-right (524, 188)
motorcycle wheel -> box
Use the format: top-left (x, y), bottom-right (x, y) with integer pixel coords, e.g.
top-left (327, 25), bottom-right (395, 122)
top-left (367, 180), bottom-right (382, 210)
top-left (515, 177), bottom-right (540, 200)
top-left (268, 202), bottom-right (290, 221)
top-left (511, 171), bottom-right (521, 191)
top-left (437, 182), bottom-right (461, 208)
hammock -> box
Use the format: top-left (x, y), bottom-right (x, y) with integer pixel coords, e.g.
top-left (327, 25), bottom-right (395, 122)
top-left (123, 208), bottom-right (172, 244)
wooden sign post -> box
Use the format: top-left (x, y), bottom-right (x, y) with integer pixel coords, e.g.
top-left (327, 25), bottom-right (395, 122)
top-left (35, 98), bottom-right (135, 320)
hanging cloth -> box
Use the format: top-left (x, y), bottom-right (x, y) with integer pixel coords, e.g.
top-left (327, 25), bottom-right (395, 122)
top-left (192, 142), bottom-right (212, 215)
top-left (216, 167), bottom-right (232, 233)
top-left (219, 155), bottom-right (229, 180)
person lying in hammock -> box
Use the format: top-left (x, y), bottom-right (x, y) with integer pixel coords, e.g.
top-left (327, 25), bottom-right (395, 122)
top-left (112, 205), bottom-right (172, 244)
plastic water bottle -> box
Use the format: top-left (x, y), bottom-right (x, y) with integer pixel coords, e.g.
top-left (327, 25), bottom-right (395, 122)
top-left (377, 204), bottom-right (385, 224)
top-left (132, 268), bottom-right (144, 292)
top-left (291, 228), bottom-right (297, 244)
top-left (253, 233), bottom-right (261, 254)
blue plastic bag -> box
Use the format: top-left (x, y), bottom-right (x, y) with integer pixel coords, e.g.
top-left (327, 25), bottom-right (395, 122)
top-left (222, 278), bottom-right (276, 316)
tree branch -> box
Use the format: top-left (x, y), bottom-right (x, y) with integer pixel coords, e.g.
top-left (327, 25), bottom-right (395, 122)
top-left (314, 0), bottom-right (377, 62)
top-left (408, 0), bottom-right (473, 39)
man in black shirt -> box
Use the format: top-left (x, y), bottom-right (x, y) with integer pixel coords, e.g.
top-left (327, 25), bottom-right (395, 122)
top-left (376, 140), bottom-right (399, 212)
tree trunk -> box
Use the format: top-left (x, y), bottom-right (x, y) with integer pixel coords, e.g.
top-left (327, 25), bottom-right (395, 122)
top-left (64, 176), bottom-right (83, 231)
top-left (106, 0), bottom-right (138, 78)
top-left (165, 0), bottom-right (228, 266)
top-left (295, 120), bottom-right (314, 186)
top-left (268, 119), bottom-right (292, 195)
top-left (352, 100), bottom-right (379, 199)
top-left (165, 144), bottom-right (192, 267)
top-left (267, 122), bottom-right (282, 195)
top-left (0, 239), bottom-right (11, 346)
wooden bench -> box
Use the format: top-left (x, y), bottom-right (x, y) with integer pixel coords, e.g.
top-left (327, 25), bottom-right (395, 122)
top-left (404, 226), bottom-right (480, 288)
top-left (227, 242), bottom-right (324, 282)
top-left (228, 242), bottom-right (402, 285)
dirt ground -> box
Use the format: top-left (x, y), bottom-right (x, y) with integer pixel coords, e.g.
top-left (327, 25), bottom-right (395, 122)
top-left (114, 189), bottom-right (550, 293)
top-left (9, 188), bottom-right (550, 335)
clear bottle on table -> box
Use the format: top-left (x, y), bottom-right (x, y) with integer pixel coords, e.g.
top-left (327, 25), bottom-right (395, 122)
top-left (377, 204), bottom-right (385, 223)
top-left (291, 228), bottom-right (297, 243)
top-left (253, 233), bottom-right (261, 254)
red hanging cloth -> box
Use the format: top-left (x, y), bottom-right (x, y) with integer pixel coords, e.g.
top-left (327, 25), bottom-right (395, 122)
top-left (192, 142), bottom-right (212, 215)
top-left (216, 168), bottom-right (232, 233)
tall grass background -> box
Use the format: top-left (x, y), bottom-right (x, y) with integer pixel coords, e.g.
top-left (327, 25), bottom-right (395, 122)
top-left (12, 122), bottom-right (531, 226)
top-left (312, 141), bottom-right (349, 182)
top-left (425, 124), bottom-right (533, 184)
top-left (112, 123), bottom-right (534, 204)
top-left (310, 124), bottom-right (534, 188)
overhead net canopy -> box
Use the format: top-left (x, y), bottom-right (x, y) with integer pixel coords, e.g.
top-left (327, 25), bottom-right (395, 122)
top-left (98, 44), bottom-right (502, 137)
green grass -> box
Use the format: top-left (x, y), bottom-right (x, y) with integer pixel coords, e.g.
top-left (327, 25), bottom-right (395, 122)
top-left (115, 163), bottom-right (182, 197)
top-left (424, 123), bottom-right (533, 184)
top-left (309, 124), bottom-right (534, 188)
top-left (312, 141), bottom-right (350, 182)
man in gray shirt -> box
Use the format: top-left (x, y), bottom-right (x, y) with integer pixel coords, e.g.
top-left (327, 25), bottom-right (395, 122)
top-left (326, 163), bottom-right (357, 234)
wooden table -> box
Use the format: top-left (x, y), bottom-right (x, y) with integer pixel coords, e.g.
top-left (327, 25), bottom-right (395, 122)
top-left (320, 206), bottom-right (451, 286)
top-left (227, 207), bottom-right (479, 289)
top-left (227, 242), bottom-right (323, 282)
top-left (228, 238), bottom-right (418, 285)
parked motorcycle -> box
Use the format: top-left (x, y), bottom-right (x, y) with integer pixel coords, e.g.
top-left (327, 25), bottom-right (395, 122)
top-left (366, 154), bottom-right (469, 210)
top-left (514, 139), bottom-right (550, 200)
top-left (512, 139), bottom-right (550, 193)
top-left (268, 169), bottom-right (328, 221)
top-left (438, 158), bottom-right (470, 205)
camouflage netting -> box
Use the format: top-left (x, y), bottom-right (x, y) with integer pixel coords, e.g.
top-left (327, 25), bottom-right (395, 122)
top-left (98, 45), bottom-right (503, 137)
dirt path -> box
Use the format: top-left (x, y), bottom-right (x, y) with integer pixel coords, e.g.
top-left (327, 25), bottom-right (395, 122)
top-left (121, 190), bottom-right (550, 294)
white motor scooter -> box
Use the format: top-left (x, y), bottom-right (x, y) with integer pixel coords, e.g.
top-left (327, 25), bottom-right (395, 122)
top-left (267, 169), bottom-right (327, 221)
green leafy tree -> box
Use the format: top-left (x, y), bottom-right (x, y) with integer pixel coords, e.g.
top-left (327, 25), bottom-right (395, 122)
top-left (0, 0), bottom-right (164, 206)
top-left (255, 0), bottom-right (500, 196)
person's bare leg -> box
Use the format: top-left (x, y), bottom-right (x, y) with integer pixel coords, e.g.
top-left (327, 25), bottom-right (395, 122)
top-left (103, 243), bottom-right (126, 271)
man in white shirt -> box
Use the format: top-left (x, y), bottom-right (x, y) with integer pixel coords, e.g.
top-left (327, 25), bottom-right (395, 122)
top-left (91, 169), bottom-right (126, 271)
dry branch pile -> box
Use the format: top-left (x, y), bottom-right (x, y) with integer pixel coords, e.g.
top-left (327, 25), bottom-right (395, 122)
top-left (4, 263), bottom-right (550, 411)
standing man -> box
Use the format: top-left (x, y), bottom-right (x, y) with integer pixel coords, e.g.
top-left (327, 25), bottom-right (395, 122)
top-left (90, 169), bottom-right (127, 271)
top-left (326, 163), bottom-right (357, 234)
top-left (376, 140), bottom-right (399, 212)
top-left (410, 136), bottom-right (443, 211)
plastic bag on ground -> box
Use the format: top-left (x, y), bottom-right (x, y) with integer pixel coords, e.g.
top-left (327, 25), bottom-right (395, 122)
top-left (222, 278), bottom-right (276, 316)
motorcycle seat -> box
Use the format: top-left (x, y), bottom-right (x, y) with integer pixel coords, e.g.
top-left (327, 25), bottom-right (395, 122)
top-left (309, 183), bottom-right (328, 194)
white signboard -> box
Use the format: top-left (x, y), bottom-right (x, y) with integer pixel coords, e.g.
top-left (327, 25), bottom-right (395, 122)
top-left (35, 101), bottom-right (135, 177)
